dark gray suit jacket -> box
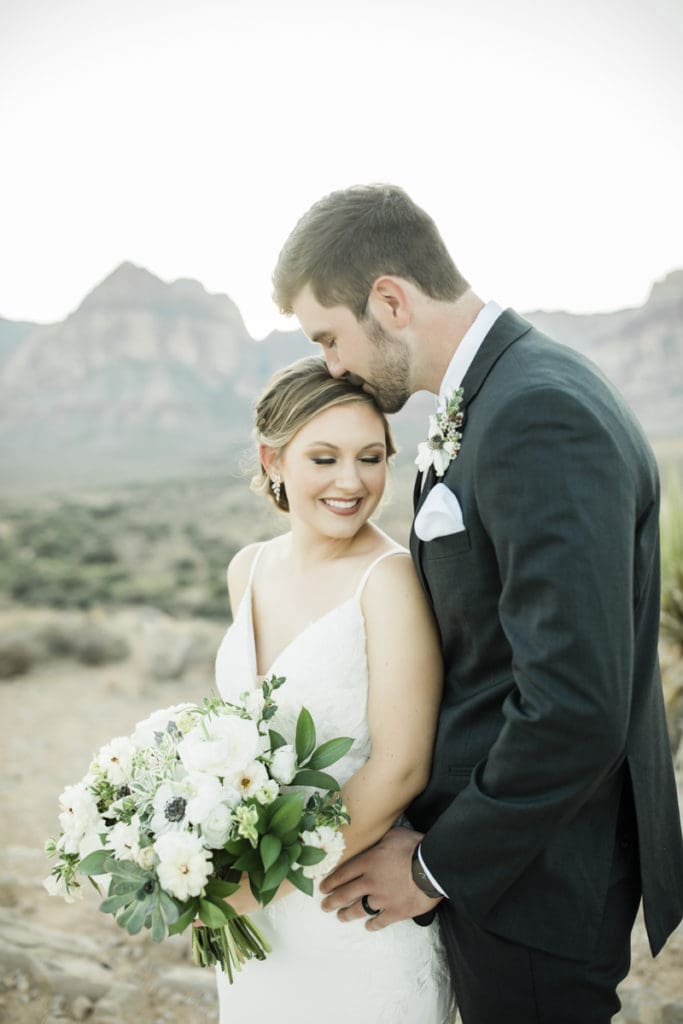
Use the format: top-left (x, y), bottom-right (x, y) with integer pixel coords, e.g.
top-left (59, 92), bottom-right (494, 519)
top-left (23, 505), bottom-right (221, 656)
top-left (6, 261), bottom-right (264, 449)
top-left (408, 309), bottom-right (683, 960)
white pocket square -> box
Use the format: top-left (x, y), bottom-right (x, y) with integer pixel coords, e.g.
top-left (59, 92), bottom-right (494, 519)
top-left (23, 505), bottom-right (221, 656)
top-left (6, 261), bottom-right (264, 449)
top-left (414, 483), bottom-right (466, 541)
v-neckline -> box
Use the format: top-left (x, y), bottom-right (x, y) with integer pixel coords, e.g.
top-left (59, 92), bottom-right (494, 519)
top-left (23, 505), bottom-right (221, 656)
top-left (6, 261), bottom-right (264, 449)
top-left (243, 583), bottom-right (360, 678)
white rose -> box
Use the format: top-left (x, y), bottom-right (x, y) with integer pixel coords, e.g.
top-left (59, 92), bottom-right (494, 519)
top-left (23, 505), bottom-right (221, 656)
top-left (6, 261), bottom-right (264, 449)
top-left (185, 774), bottom-right (225, 825)
top-left (270, 745), bottom-right (297, 786)
top-left (300, 826), bottom-right (346, 881)
top-left (155, 832), bottom-right (212, 901)
top-left (177, 716), bottom-right (260, 778)
top-left (200, 804), bottom-right (233, 848)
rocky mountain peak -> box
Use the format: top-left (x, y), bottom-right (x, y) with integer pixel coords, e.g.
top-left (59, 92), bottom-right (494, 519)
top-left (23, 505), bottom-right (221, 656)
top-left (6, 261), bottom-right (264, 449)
top-left (76, 262), bottom-right (243, 325)
top-left (647, 269), bottom-right (683, 311)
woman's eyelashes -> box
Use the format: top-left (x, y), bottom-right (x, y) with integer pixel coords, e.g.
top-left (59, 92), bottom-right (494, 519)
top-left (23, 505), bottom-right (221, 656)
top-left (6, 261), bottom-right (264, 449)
top-left (310, 455), bottom-right (384, 466)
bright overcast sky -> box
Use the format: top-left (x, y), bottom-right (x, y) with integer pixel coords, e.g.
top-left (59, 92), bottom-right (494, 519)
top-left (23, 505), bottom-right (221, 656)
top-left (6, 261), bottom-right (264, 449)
top-left (1, 0), bottom-right (681, 338)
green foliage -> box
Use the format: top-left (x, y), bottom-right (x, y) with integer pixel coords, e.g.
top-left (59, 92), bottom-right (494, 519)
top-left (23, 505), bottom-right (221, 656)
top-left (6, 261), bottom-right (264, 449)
top-left (0, 476), bottom-right (257, 620)
top-left (661, 472), bottom-right (683, 651)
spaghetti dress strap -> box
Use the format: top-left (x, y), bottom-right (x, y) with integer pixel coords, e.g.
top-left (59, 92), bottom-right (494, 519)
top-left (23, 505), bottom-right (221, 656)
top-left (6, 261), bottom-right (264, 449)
top-left (354, 546), bottom-right (408, 600)
top-left (246, 542), bottom-right (267, 588)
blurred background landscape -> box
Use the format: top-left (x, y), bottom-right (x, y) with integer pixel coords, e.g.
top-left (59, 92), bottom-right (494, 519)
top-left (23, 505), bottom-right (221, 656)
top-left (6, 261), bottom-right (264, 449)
top-left (0, 263), bottom-right (682, 1024)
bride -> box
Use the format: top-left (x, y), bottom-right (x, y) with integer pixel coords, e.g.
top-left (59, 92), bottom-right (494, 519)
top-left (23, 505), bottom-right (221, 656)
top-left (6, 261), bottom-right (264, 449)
top-left (213, 356), bottom-right (454, 1023)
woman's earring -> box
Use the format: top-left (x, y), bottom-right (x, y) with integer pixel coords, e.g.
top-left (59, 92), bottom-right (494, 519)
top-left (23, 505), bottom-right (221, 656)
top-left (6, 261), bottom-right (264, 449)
top-left (271, 474), bottom-right (282, 503)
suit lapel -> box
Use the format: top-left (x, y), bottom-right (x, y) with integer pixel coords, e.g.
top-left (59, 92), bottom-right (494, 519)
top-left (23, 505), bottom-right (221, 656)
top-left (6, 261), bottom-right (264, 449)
top-left (409, 309), bottom-right (532, 601)
top-left (459, 308), bottom-right (532, 408)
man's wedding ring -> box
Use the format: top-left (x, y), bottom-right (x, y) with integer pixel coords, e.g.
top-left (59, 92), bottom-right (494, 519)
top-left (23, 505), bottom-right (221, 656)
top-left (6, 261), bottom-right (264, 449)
top-left (361, 895), bottom-right (381, 916)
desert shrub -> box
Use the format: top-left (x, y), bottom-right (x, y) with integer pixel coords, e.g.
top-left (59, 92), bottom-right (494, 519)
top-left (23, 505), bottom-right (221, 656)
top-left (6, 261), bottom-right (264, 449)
top-left (71, 621), bottom-right (130, 665)
top-left (661, 473), bottom-right (683, 652)
top-left (0, 634), bottom-right (37, 679)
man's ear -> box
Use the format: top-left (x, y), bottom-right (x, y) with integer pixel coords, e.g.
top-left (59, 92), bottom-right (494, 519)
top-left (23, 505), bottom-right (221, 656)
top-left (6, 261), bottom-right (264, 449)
top-left (258, 444), bottom-right (280, 479)
top-left (366, 276), bottom-right (411, 329)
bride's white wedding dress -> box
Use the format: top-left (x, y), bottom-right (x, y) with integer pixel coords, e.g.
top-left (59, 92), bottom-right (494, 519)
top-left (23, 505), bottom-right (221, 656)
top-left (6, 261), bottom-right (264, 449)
top-left (214, 542), bottom-right (454, 1023)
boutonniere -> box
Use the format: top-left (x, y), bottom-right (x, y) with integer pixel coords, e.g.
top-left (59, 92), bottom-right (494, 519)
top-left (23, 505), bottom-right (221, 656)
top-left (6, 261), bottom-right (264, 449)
top-left (415, 387), bottom-right (464, 478)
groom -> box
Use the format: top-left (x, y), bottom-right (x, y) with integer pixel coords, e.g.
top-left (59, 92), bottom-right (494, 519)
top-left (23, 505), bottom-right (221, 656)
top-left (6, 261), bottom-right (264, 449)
top-left (272, 184), bottom-right (683, 1022)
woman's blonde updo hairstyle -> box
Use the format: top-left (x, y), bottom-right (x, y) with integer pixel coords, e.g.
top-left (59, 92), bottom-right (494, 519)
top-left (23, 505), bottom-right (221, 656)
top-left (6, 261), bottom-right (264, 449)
top-left (251, 356), bottom-right (396, 512)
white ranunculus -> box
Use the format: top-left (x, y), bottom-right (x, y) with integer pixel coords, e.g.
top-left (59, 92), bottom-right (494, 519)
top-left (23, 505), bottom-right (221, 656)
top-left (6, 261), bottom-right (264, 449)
top-left (200, 804), bottom-right (233, 848)
top-left (255, 779), bottom-right (280, 806)
top-left (300, 826), bottom-right (346, 881)
top-left (109, 815), bottom-right (142, 862)
top-left (43, 873), bottom-right (84, 903)
top-left (232, 760), bottom-right (269, 799)
top-left (132, 704), bottom-right (194, 748)
top-left (270, 745), bottom-right (297, 786)
top-left (177, 715), bottom-right (260, 778)
top-left (155, 832), bottom-right (212, 901)
top-left (95, 736), bottom-right (135, 785)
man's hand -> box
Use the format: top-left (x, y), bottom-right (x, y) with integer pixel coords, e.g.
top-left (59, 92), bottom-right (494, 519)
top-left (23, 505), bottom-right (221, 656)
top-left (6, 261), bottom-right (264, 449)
top-left (319, 826), bottom-right (443, 931)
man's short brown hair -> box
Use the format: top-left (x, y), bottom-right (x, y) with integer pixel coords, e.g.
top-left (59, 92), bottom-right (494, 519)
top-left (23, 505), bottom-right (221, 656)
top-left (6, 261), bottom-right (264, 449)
top-left (272, 183), bottom-right (469, 319)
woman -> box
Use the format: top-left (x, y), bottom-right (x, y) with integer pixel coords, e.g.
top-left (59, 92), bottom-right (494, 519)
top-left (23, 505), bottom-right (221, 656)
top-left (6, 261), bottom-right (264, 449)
top-left (214, 356), bottom-right (454, 1022)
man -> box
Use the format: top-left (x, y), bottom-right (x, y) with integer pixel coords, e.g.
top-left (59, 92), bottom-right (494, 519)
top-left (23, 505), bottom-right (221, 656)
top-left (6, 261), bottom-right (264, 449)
top-left (272, 184), bottom-right (683, 1022)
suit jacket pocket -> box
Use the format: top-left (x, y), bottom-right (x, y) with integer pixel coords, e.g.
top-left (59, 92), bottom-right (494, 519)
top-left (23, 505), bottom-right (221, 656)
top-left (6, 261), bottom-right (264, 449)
top-left (421, 529), bottom-right (471, 559)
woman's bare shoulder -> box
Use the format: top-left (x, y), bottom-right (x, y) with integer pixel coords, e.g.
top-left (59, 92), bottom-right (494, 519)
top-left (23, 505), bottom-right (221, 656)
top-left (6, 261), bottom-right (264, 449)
top-left (226, 542), bottom-right (263, 611)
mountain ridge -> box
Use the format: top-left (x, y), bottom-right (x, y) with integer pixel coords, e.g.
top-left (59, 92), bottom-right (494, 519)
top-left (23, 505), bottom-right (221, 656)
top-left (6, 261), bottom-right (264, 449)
top-left (1, 263), bottom-right (681, 488)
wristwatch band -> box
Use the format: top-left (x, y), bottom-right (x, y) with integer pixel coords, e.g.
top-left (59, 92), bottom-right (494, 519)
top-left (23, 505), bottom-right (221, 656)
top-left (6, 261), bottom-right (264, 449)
top-left (411, 843), bottom-right (442, 899)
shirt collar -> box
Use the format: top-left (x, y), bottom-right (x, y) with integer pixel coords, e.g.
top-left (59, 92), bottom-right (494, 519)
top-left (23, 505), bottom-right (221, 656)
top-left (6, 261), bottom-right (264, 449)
top-left (438, 300), bottom-right (504, 402)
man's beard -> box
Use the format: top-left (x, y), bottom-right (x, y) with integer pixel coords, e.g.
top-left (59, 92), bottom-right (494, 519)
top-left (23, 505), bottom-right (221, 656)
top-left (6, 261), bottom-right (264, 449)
top-left (362, 316), bottom-right (412, 413)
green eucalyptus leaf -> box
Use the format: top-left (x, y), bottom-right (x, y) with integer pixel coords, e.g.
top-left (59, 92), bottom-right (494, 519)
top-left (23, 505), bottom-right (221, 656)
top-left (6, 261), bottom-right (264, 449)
top-left (198, 898), bottom-right (229, 928)
top-left (262, 852), bottom-right (290, 892)
top-left (297, 846), bottom-right (327, 867)
top-left (291, 769), bottom-right (340, 791)
top-left (158, 890), bottom-right (181, 924)
top-left (268, 729), bottom-right (287, 752)
top-left (168, 899), bottom-right (199, 936)
top-left (125, 897), bottom-right (152, 935)
top-left (307, 737), bottom-right (354, 770)
top-left (269, 791), bottom-right (305, 837)
top-left (260, 834), bottom-right (282, 873)
top-left (295, 707), bottom-right (316, 764)
top-left (150, 906), bottom-right (167, 943)
top-left (76, 849), bottom-right (110, 876)
top-left (287, 867), bottom-right (314, 897)
top-left (100, 892), bottom-right (134, 915)
top-left (231, 848), bottom-right (261, 872)
top-left (206, 878), bottom-right (240, 900)
top-left (259, 887), bottom-right (278, 908)
top-left (285, 841), bottom-right (302, 866)
top-left (223, 838), bottom-right (247, 856)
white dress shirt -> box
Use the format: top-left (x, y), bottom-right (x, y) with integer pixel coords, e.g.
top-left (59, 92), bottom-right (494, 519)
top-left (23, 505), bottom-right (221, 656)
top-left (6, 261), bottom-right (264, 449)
top-left (416, 300), bottom-right (504, 897)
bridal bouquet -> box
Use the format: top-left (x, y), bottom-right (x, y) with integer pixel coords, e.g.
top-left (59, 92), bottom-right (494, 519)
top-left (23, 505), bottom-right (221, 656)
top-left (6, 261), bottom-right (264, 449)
top-left (44, 675), bottom-right (352, 982)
